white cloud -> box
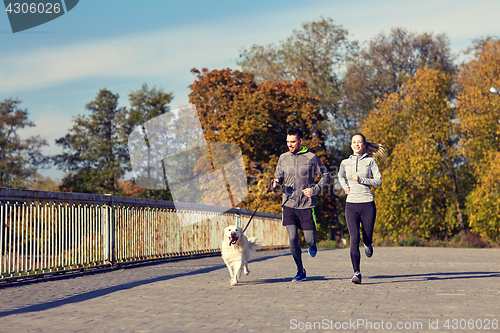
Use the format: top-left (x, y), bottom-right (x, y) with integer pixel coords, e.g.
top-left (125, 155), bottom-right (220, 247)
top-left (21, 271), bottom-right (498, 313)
top-left (0, 13), bottom-right (293, 94)
top-left (2, 0), bottom-right (498, 96)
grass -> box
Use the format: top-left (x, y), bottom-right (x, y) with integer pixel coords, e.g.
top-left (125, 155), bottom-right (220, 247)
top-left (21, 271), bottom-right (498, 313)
top-left (375, 231), bottom-right (497, 248)
top-left (316, 240), bottom-right (342, 249)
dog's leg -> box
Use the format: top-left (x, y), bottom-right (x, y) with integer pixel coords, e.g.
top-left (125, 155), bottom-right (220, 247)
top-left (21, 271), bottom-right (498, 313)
top-left (231, 261), bottom-right (243, 286)
top-left (243, 262), bottom-right (250, 275)
top-left (226, 263), bottom-right (234, 281)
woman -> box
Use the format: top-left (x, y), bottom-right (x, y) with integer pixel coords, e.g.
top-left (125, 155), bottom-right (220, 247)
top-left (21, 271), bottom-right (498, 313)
top-left (338, 133), bottom-right (384, 284)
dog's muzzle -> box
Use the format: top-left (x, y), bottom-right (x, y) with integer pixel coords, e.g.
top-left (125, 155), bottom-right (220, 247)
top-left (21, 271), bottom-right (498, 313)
top-left (229, 232), bottom-right (238, 246)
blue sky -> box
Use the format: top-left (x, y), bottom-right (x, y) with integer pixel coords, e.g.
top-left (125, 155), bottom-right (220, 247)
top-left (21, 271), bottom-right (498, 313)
top-left (1, 0), bottom-right (499, 180)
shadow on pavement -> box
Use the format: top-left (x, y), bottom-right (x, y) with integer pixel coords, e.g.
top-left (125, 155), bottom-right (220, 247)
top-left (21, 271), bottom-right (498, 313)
top-left (366, 271), bottom-right (500, 284)
top-left (0, 264), bottom-right (225, 318)
top-left (0, 250), bottom-right (292, 317)
top-left (245, 275), bottom-right (344, 285)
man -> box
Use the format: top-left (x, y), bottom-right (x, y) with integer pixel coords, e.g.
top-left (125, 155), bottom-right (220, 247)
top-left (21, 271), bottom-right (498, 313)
top-left (271, 128), bottom-right (331, 282)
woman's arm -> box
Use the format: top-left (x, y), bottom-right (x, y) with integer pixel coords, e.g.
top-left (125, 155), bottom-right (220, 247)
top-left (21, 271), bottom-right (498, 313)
top-left (359, 159), bottom-right (382, 187)
top-left (338, 160), bottom-right (350, 192)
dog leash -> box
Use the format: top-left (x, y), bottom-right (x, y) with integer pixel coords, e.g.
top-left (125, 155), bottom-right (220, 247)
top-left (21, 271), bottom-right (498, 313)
top-left (242, 182), bottom-right (273, 233)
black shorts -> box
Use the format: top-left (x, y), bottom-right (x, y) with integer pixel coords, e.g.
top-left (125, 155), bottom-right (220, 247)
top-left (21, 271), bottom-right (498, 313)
top-left (282, 206), bottom-right (317, 231)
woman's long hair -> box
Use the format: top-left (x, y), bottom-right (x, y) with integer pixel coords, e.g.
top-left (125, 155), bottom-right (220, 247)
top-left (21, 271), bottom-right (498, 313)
top-left (352, 133), bottom-right (385, 158)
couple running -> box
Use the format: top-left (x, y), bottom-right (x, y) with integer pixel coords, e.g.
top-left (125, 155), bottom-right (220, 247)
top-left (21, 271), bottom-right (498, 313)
top-left (271, 128), bottom-right (383, 284)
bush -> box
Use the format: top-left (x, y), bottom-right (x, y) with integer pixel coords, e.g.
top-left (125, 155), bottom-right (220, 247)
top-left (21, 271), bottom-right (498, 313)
top-left (397, 235), bottom-right (422, 247)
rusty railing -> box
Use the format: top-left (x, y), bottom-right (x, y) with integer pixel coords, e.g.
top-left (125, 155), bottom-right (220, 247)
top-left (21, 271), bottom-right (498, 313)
top-left (0, 188), bottom-right (286, 281)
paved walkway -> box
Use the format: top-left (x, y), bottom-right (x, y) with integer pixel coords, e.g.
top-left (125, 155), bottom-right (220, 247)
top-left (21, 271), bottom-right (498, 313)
top-left (0, 247), bottom-right (499, 332)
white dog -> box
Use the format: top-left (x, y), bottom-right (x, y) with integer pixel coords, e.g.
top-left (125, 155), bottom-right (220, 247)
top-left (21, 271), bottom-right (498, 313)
top-left (221, 225), bottom-right (264, 286)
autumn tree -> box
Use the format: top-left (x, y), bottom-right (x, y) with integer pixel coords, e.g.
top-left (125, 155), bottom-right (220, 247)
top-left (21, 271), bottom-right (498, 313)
top-left (189, 68), bottom-right (340, 240)
top-left (238, 17), bottom-right (356, 118)
top-left (456, 40), bottom-right (500, 243)
top-left (340, 28), bottom-right (456, 146)
top-left (362, 67), bottom-right (463, 243)
top-left (0, 99), bottom-right (49, 188)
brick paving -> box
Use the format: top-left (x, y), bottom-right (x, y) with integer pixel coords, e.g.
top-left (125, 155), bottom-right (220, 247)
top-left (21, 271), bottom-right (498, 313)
top-left (0, 247), bottom-right (499, 332)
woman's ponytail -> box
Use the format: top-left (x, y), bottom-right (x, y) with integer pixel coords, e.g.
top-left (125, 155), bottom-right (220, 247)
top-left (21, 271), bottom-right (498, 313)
top-left (365, 141), bottom-right (386, 158)
top-left (352, 133), bottom-right (386, 158)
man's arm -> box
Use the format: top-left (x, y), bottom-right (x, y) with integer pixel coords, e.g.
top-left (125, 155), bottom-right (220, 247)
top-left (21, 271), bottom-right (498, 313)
top-left (272, 155), bottom-right (284, 188)
top-left (310, 155), bottom-right (331, 196)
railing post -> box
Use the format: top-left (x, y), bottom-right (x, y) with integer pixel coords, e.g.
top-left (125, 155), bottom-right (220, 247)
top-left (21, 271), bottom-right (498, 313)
top-left (110, 195), bottom-right (115, 265)
top-left (105, 194), bottom-right (116, 265)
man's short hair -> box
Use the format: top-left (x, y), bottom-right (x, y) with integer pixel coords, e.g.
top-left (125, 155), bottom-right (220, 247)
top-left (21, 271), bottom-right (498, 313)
top-left (287, 128), bottom-right (303, 140)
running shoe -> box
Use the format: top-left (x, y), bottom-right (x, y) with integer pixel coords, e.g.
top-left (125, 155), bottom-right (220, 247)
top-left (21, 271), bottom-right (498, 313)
top-left (364, 244), bottom-right (373, 258)
top-left (308, 244), bottom-right (317, 257)
top-left (351, 271), bottom-right (362, 284)
top-left (292, 269), bottom-right (307, 282)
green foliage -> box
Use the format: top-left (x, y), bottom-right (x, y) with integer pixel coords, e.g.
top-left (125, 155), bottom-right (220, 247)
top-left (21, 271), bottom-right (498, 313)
top-left (55, 89), bottom-right (126, 194)
top-left (238, 17), bottom-right (357, 117)
top-left (0, 98), bottom-right (49, 188)
top-left (55, 85), bottom-right (173, 196)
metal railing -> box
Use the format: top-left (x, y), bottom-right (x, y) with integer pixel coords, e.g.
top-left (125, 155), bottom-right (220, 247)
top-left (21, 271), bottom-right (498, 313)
top-left (0, 188), bottom-right (286, 281)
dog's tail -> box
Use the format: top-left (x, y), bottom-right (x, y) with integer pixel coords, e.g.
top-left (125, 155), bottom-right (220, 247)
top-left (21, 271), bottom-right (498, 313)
top-left (247, 237), bottom-right (264, 252)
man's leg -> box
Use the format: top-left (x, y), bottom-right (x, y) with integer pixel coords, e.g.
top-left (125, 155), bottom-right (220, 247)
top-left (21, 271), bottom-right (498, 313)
top-left (296, 208), bottom-right (317, 257)
top-left (303, 229), bottom-right (316, 247)
top-left (285, 224), bottom-right (303, 271)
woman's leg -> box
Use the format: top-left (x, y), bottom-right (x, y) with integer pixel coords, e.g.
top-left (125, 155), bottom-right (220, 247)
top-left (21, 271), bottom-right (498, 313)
top-left (345, 203), bottom-right (361, 272)
top-left (360, 202), bottom-right (376, 247)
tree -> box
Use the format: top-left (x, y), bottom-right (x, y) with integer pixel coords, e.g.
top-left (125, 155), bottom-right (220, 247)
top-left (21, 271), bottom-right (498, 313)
top-left (119, 84), bottom-right (174, 200)
top-left (120, 83), bottom-right (174, 141)
top-left (456, 40), bottom-right (500, 243)
top-left (189, 68), bottom-right (340, 240)
top-left (340, 28), bottom-right (456, 145)
top-left (0, 98), bottom-right (48, 188)
top-left (55, 89), bottom-right (127, 194)
top-left (55, 85), bottom-right (174, 195)
top-left (25, 174), bottom-right (60, 191)
top-left (362, 67), bottom-right (463, 242)
top-left (238, 17), bottom-right (357, 118)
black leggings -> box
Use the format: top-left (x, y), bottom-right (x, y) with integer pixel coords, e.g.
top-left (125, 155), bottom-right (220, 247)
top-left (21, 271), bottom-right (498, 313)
top-left (345, 201), bottom-right (376, 273)
top-left (285, 225), bottom-right (316, 272)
